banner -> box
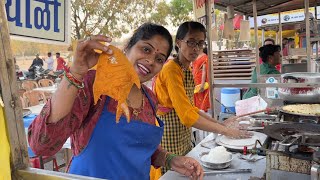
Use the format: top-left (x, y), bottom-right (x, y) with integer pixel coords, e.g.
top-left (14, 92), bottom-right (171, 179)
top-left (249, 7), bottom-right (318, 27)
top-left (192, 0), bottom-right (215, 26)
top-left (5, 0), bottom-right (70, 45)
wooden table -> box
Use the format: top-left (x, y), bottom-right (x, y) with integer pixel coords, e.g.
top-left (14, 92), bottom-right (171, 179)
top-left (24, 104), bottom-right (72, 169)
top-left (33, 86), bottom-right (57, 93)
top-left (160, 133), bottom-right (266, 180)
top-left (26, 104), bottom-right (45, 114)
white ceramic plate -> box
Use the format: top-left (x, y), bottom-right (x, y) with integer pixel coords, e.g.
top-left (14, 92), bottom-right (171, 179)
top-left (215, 131), bottom-right (267, 150)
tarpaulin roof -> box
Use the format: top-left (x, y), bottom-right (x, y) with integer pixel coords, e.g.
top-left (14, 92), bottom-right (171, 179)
top-left (214, 0), bottom-right (319, 16)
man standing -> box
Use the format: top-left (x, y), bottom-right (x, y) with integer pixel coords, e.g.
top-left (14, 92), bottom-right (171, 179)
top-left (243, 45), bottom-right (282, 99)
top-left (30, 54), bottom-right (44, 68)
top-left (43, 52), bottom-right (54, 70)
top-left (56, 52), bottom-right (66, 71)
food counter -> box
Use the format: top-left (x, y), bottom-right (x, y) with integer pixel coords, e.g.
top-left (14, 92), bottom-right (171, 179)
top-left (160, 133), bottom-right (266, 180)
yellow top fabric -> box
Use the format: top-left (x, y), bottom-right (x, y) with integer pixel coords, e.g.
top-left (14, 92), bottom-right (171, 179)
top-left (0, 104), bottom-right (12, 180)
top-left (154, 60), bottom-right (199, 127)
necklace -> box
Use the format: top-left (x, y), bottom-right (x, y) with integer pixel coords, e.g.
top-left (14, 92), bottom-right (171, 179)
top-left (126, 91), bottom-right (145, 117)
top-left (174, 58), bottom-right (188, 71)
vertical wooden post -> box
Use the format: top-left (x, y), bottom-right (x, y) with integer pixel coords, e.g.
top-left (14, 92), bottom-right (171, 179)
top-left (305, 0), bottom-right (311, 72)
top-left (253, 0), bottom-right (259, 81)
top-left (0, 0), bottom-right (29, 172)
top-left (279, 11), bottom-right (283, 73)
top-left (205, 0), bottom-right (215, 118)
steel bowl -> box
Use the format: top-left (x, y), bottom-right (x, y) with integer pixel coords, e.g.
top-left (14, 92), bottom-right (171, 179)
top-left (199, 151), bottom-right (233, 169)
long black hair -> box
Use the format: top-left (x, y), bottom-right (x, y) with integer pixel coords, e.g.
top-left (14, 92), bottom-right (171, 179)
top-left (175, 21), bottom-right (206, 53)
top-left (125, 23), bottom-right (173, 58)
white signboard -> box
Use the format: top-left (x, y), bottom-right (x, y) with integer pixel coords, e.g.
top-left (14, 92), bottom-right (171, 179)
top-left (249, 7), bottom-right (317, 27)
top-left (5, 0), bottom-right (70, 45)
top-left (192, 0), bottom-right (214, 26)
top-left (317, 6), bottom-right (320, 19)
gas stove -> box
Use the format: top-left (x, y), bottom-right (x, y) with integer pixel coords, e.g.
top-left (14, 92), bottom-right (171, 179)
top-left (263, 122), bottom-right (320, 179)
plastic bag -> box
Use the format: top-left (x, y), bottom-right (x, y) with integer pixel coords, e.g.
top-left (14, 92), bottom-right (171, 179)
top-left (235, 96), bottom-right (267, 116)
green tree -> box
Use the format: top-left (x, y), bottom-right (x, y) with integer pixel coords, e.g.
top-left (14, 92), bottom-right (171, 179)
top-left (168, 0), bottom-right (193, 26)
top-left (149, 1), bottom-right (170, 25)
top-left (71, 0), bottom-right (156, 39)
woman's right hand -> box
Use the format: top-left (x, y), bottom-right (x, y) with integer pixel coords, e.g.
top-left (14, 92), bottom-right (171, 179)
top-left (70, 35), bottom-right (113, 78)
top-left (225, 129), bottom-right (253, 139)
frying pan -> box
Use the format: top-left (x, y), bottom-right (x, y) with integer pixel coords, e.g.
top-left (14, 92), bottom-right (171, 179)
top-left (263, 122), bottom-right (320, 146)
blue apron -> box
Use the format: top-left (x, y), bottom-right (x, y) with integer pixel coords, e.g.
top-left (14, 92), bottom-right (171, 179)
top-left (69, 88), bottom-right (164, 179)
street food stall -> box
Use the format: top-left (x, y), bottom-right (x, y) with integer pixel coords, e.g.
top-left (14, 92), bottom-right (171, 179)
top-left (161, 0), bottom-right (320, 179)
top-left (1, 0), bottom-right (320, 180)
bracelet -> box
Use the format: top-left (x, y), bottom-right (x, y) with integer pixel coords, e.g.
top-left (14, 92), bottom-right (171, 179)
top-left (64, 71), bottom-right (85, 89)
top-left (163, 152), bottom-right (170, 166)
top-left (165, 153), bottom-right (178, 169)
top-left (66, 67), bottom-right (84, 83)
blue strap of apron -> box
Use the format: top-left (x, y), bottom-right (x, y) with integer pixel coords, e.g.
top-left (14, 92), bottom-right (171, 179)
top-left (141, 87), bottom-right (162, 122)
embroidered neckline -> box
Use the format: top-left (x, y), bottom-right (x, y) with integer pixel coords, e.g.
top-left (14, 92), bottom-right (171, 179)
top-left (126, 90), bottom-right (145, 117)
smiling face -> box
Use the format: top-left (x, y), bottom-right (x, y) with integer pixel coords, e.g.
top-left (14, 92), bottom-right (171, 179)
top-left (177, 30), bottom-right (206, 63)
top-left (125, 35), bottom-right (170, 83)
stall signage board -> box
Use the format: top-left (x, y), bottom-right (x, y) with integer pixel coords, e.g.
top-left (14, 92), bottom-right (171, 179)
top-left (5, 0), bottom-right (70, 45)
top-left (192, 0), bottom-right (215, 26)
top-left (249, 7), bottom-right (318, 27)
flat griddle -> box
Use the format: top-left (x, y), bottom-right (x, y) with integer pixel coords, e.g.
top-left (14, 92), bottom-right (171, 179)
top-left (263, 122), bottom-right (320, 147)
top-left (279, 104), bottom-right (320, 117)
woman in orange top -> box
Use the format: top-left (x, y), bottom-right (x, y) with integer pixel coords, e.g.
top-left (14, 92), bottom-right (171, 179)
top-left (154, 21), bottom-right (252, 173)
top-left (192, 47), bottom-right (210, 111)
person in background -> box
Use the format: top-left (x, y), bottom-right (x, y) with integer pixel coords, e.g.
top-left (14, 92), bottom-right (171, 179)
top-left (264, 38), bottom-right (275, 46)
top-left (28, 23), bottom-right (203, 180)
top-left (243, 44), bottom-right (281, 99)
top-left (259, 38), bottom-right (281, 72)
top-left (192, 47), bottom-right (210, 112)
top-left (282, 38), bottom-right (289, 56)
top-left (55, 52), bottom-right (66, 71)
top-left (30, 54), bottom-right (44, 68)
top-left (153, 21), bottom-right (251, 173)
top-left (288, 38), bottom-right (295, 48)
top-left (43, 52), bottom-right (54, 71)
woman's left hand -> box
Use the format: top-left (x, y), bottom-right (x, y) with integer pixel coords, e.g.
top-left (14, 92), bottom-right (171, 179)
top-left (170, 156), bottom-right (204, 180)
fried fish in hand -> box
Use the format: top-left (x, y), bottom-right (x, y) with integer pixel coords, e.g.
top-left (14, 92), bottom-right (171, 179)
top-left (93, 45), bottom-right (141, 123)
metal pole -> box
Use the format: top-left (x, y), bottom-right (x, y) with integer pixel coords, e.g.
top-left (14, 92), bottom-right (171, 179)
top-left (279, 12), bottom-right (282, 48)
top-left (205, 0), bottom-right (215, 118)
top-left (305, 0), bottom-right (311, 72)
top-left (316, 3), bottom-right (319, 58)
top-left (317, 43), bottom-right (319, 59)
top-left (253, 0), bottom-right (260, 81)
top-left (279, 11), bottom-right (283, 72)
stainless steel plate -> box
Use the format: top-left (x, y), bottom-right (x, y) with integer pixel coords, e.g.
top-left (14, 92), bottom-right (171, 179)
top-left (199, 151), bottom-right (233, 170)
